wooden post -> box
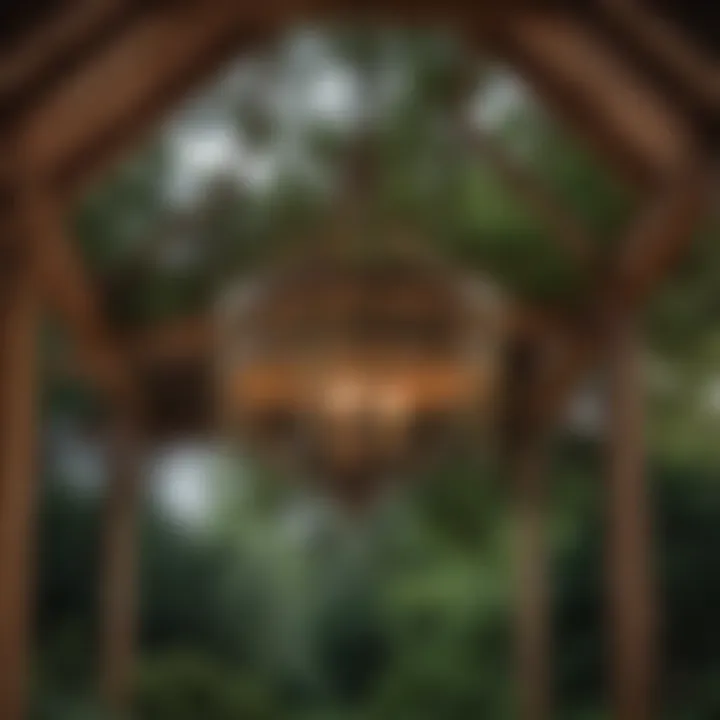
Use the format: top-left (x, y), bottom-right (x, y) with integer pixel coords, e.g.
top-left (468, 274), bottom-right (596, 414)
top-left (513, 433), bottom-right (551, 720)
top-left (100, 401), bottom-right (143, 717)
top-left (507, 342), bottom-right (552, 720)
top-left (605, 310), bottom-right (656, 720)
top-left (0, 200), bottom-right (41, 720)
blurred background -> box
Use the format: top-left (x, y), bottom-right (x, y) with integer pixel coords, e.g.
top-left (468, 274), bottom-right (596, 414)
top-left (28, 24), bottom-right (719, 720)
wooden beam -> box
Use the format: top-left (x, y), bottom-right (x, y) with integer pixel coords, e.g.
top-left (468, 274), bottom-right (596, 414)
top-left (496, 11), bottom-right (697, 189)
top-left (600, 0), bottom-right (720, 114)
top-left (125, 297), bottom-right (566, 372)
top-left (100, 401), bottom-right (144, 716)
top-left (604, 307), bottom-right (656, 720)
top-left (513, 435), bottom-right (551, 720)
top-left (600, 173), bottom-right (714, 720)
top-left (0, 186), bottom-right (41, 720)
top-left (128, 314), bottom-right (213, 368)
top-left (31, 193), bottom-right (133, 399)
top-left (506, 341), bottom-right (552, 720)
top-left (611, 162), bottom-right (719, 308)
top-left (0, 0), bottom-right (132, 117)
top-left (20, 2), bottom-right (292, 195)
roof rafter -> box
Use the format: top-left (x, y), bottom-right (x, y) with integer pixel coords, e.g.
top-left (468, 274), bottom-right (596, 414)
top-left (20, 2), bottom-right (283, 195)
top-left (495, 10), bottom-right (698, 189)
top-left (0, 0), bottom-right (135, 118)
top-left (599, 0), bottom-right (720, 114)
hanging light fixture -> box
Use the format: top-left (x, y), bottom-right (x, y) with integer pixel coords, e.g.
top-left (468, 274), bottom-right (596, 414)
top-left (217, 246), bottom-right (506, 508)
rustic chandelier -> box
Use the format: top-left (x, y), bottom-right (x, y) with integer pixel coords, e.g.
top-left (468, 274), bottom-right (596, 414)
top-left (217, 243), bottom-right (506, 507)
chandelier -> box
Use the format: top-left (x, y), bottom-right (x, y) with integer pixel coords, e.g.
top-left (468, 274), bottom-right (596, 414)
top-left (217, 248), bottom-right (505, 507)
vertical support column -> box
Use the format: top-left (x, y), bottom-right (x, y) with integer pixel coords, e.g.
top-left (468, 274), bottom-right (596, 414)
top-left (101, 401), bottom-right (143, 717)
top-left (508, 342), bottom-right (552, 720)
top-left (0, 207), bottom-right (40, 720)
top-left (605, 311), bottom-right (656, 720)
top-left (513, 433), bottom-right (551, 720)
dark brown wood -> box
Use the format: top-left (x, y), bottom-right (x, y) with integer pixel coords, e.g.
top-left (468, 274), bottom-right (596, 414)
top-left (599, 0), bottom-right (719, 114)
top-left (495, 11), bottom-right (697, 189)
top-left (0, 190), bottom-right (41, 720)
top-left (612, 162), bottom-right (718, 308)
top-left (20, 2), bottom-right (287, 194)
top-left (604, 309), bottom-right (656, 720)
top-left (129, 314), bottom-right (213, 368)
top-left (507, 342), bottom-right (552, 720)
top-left (0, 0), bottom-right (136, 120)
top-left (100, 401), bottom-right (144, 716)
top-left (513, 433), bottom-right (551, 720)
top-left (32, 196), bottom-right (133, 399)
top-left (126, 297), bottom-right (564, 372)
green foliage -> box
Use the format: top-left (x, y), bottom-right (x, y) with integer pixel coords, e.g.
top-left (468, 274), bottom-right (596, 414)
top-left (136, 653), bottom-right (279, 720)
top-left (35, 438), bottom-right (720, 718)
top-left (75, 141), bottom-right (171, 270)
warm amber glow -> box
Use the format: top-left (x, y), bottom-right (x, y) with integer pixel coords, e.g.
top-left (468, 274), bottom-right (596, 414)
top-left (219, 256), bottom-right (505, 501)
top-left (320, 372), bottom-right (366, 419)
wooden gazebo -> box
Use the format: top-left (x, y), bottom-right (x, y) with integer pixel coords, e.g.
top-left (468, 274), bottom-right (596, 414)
top-left (0, 2), bottom-right (717, 719)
